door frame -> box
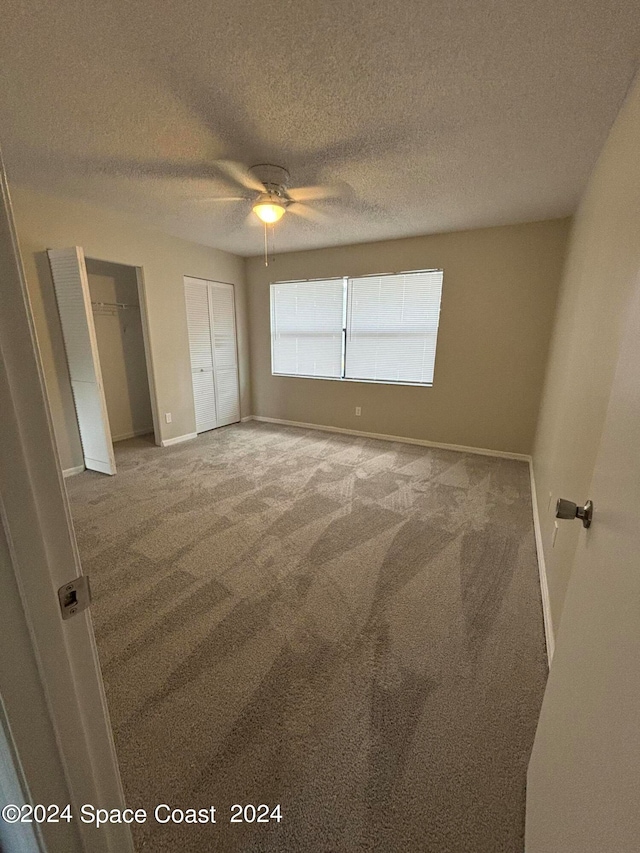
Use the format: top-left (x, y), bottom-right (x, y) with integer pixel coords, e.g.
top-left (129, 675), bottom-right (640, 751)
top-left (135, 265), bottom-right (161, 446)
top-left (0, 151), bottom-right (134, 852)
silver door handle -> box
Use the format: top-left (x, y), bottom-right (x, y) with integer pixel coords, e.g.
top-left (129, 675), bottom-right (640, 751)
top-left (556, 498), bottom-right (593, 528)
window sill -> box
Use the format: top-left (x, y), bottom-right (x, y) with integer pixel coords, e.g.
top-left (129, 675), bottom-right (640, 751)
top-left (271, 372), bottom-right (433, 388)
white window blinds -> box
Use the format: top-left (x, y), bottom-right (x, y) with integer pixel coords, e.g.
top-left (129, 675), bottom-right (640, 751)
top-left (271, 279), bottom-right (345, 378)
top-left (345, 271), bottom-right (443, 385)
top-left (270, 270), bottom-right (443, 386)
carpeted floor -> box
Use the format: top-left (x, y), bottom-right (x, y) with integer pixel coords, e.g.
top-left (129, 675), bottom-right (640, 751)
top-left (65, 421), bottom-right (548, 853)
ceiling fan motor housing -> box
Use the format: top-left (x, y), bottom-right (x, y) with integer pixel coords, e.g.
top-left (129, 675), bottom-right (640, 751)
top-left (250, 164), bottom-right (291, 198)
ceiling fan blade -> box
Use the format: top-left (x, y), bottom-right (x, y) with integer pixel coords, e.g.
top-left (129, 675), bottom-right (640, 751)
top-left (287, 183), bottom-right (349, 203)
top-left (287, 202), bottom-right (328, 222)
top-left (62, 154), bottom-right (261, 190)
top-left (191, 196), bottom-right (250, 203)
top-left (213, 160), bottom-right (266, 192)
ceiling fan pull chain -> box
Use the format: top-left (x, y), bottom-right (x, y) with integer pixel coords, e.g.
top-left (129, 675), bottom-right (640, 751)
top-left (264, 221), bottom-right (269, 267)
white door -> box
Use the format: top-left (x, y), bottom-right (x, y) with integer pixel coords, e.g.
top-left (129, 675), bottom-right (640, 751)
top-left (1, 151), bottom-right (133, 852)
top-left (48, 246), bottom-right (116, 475)
top-left (185, 277), bottom-right (240, 433)
top-left (185, 277), bottom-right (217, 432)
top-left (209, 281), bottom-right (241, 427)
top-left (525, 282), bottom-right (640, 851)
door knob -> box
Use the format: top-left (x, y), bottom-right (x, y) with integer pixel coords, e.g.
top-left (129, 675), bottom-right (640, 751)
top-left (556, 498), bottom-right (593, 528)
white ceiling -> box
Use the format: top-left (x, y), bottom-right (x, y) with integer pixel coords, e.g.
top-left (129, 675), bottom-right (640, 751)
top-left (2, 0), bottom-right (639, 256)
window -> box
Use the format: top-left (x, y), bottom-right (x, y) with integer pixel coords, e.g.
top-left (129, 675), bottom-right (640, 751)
top-left (270, 279), bottom-right (345, 378)
top-left (270, 270), bottom-right (443, 386)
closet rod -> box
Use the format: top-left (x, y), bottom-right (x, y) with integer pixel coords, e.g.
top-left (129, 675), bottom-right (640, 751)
top-left (91, 301), bottom-right (138, 309)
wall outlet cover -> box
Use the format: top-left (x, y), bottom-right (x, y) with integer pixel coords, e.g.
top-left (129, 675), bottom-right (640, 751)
top-left (355, 407), bottom-right (361, 416)
top-left (165, 412), bottom-right (172, 423)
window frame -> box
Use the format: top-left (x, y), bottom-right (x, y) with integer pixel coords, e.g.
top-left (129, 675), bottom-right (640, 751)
top-left (270, 269), bottom-right (443, 387)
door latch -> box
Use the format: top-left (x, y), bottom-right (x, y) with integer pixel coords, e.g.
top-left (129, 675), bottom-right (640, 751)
top-left (57, 576), bottom-right (91, 620)
top-left (555, 498), bottom-right (594, 529)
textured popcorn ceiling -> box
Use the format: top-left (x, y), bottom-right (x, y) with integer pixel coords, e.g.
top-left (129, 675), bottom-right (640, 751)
top-left (1, 0), bottom-right (639, 256)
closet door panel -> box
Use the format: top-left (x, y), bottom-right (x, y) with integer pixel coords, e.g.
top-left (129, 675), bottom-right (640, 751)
top-left (185, 279), bottom-right (214, 370)
top-left (185, 277), bottom-right (217, 433)
top-left (213, 368), bottom-right (240, 427)
top-left (190, 370), bottom-right (217, 433)
top-left (71, 382), bottom-right (117, 471)
top-left (209, 283), bottom-right (240, 427)
top-left (48, 246), bottom-right (116, 475)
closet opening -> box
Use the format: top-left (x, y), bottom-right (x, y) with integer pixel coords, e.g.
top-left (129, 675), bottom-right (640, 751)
top-left (86, 258), bottom-right (157, 448)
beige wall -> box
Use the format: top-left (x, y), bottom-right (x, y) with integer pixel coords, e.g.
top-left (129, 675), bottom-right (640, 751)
top-left (10, 186), bottom-right (249, 471)
top-left (246, 219), bottom-right (570, 455)
top-left (86, 258), bottom-right (153, 442)
top-left (532, 71), bottom-right (640, 633)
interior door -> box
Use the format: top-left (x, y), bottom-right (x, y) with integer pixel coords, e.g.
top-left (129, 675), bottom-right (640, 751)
top-left (2, 150), bottom-right (133, 852)
top-left (185, 276), bottom-right (217, 433)
top-left (48, 246), bottom-right (116, 475)
top-left (525, 282), bottom-right (640, 851)
top-left (209, 281), bottom-right (240, 427)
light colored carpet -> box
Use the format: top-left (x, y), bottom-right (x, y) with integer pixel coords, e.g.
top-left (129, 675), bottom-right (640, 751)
top-left (66, 422), bottom-right (548, 852)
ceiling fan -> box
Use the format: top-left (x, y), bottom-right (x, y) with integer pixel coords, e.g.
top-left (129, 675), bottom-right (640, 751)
top-left (198, 161), bottom-right (346, 264)
top-left (204, 161), bottom-right (344, 222)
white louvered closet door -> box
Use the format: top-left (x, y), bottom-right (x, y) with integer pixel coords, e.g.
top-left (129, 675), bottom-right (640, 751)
top-left (185, 278), bottom-right (217, 433)
top-left (209, 282), bottom-right (240, 427)
top-left (47, 247), bottom-right (117, 475)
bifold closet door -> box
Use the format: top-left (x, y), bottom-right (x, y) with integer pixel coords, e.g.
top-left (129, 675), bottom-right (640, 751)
top-left (47, 247), bottom-right (116, 475)
top-left (209, 281), bottom-right (240, 427)
top-left (185, 278), bottom-right (217, 433)
top-left (184, 277), bottom-right (240, 434)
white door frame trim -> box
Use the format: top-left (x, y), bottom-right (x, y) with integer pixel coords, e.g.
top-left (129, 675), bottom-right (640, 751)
top-left (134, 265), bottom-right (162, 447)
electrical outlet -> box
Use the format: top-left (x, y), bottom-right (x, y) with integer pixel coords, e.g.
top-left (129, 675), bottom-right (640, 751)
top-left (355, 406), bottom-right (361, 416)
top-left (165, 412), bottom-right (172, 424)
top-left (552, 521), bottom-right (559, 548)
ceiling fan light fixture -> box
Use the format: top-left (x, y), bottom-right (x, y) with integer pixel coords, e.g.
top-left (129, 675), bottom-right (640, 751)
top-left (253, 197), bottom-right (286, 223)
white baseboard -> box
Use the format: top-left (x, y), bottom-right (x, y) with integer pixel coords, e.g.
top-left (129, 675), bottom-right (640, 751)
top-left (160, 432), bottom-right (197, 448)
top-left (247, 415), bottom-right (530, 461)
top-left (62, 464), bottom-right (85, 478)
top-left (529, 460), bottom-right (555, 664)
top-left (240, 416), bottom-right (254, 423)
